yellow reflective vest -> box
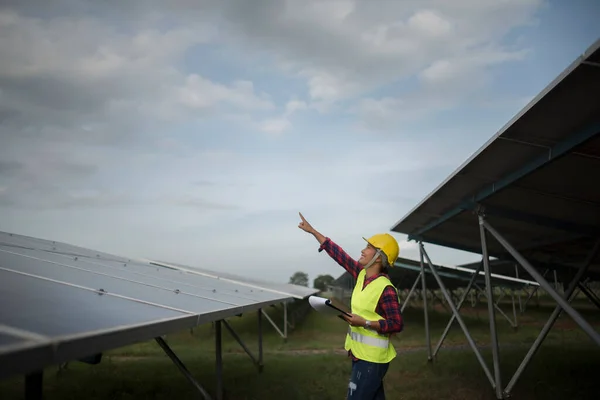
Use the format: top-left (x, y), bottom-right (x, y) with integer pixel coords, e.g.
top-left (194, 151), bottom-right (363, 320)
top-left (344, 269), bottom-right (398, 363)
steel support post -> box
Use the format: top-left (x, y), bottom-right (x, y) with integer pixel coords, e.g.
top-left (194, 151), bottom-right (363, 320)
top-left (521, 270), bottom-right (548, 313)
top-left (578, 282), bottom-right (600, 310)
top-left (483, 220), bottom-right (600, 346)
top-left (155, 337), bottom-right (213, 400)
top-left (433, 260), bottom-right (483, 358)
top-left (420, 243), bottom-right (496, 389)
top-left (479, 215), bottom-right (503, 399)
top-left (419, 245), bottom-right (432, 360)
top-left (474, 283), bottom-right (517, 329)
top-left (215, 321), bottom-right (223, 400)
top-left (25, 371), bottom-right (43, 400)
top-left (402, 271), bottom-right (422, 313)
top-left (222, 320), bottom-right (262, 371)
top-left (515, 265), bottom-right (523, 313)
top-left (511, 290), bottom-right (518, 329)
top-left (260, 308), bottom-right (286, 339)
top-left (284, 302), bottom-right (288, 341)
top-left (258, 308), bottom-right (264, 371)
top-left (504, 239), bottom-right (600, 395)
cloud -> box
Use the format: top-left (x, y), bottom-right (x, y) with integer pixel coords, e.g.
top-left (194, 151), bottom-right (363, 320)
top-left (0, 0), bottom-right (562, 284)
top-left (206, 0), bottom-right (543, 107)
top-left (259, 99), bottom-right (308, 134)
top-left (0, 5), bottom-right (271, 152)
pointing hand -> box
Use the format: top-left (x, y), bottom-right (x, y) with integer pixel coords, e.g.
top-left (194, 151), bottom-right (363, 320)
top-left (298, 212), bottom-right (314, 234)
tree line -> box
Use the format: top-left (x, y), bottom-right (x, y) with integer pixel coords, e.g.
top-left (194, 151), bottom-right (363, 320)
top-left (288, 271), bottom-right (335, 291)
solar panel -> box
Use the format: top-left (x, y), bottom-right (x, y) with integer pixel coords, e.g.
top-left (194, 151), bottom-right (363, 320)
top-left (0, 230), bottom-right (307, 382)
top-left (151, 260), bottom-right (319, 299)
top-left (390, 38), bottom-right (600, 274)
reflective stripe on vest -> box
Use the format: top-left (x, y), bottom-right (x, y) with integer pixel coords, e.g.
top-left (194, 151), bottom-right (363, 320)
top-left (347, 327), bottom-right (390, 349)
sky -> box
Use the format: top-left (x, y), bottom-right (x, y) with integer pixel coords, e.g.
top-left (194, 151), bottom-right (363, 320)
top-left (1, 0), bottom-right (599, 287)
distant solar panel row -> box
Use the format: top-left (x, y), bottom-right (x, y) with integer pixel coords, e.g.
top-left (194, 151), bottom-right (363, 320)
top-left (0, 231), bottom-right (306, 380)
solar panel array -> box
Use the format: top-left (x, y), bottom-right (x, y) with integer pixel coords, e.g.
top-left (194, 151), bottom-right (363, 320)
top-left (390, 38), bottom-right (600, 274)
top-left (332, 256), bottom-right (538, 292)
top-left (0, 231), bottom-right (311, 380)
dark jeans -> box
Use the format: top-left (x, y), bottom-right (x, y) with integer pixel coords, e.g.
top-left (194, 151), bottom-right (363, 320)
top-left (347, 359), bottom-right (390, 400)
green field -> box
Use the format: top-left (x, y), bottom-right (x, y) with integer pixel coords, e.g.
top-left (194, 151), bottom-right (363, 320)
top-left (1, 299), bottom-right (600, 400)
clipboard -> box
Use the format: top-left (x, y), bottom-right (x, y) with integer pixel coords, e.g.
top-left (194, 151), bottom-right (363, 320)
top-left (308, 295), bottom-right (352, 318)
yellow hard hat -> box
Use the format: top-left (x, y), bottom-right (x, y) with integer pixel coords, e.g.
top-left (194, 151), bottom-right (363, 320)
top-left (363, 233), bottom-right (400, 267)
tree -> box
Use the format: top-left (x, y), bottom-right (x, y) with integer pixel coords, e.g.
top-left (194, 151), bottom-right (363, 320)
top-left (313, 274), bottom-right (335, 291)
top-left (288, 271), bottom-right (309, 287)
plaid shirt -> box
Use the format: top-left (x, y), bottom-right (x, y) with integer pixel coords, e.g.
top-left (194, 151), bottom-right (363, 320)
top-left (318, 237), bottom-right (404, 340)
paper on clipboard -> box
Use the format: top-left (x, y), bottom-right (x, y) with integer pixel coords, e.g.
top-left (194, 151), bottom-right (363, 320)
top-left (308, 295), bottom-right (352, 318)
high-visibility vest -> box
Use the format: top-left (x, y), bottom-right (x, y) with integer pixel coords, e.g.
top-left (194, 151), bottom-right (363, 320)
top-left (344, 269), bottom-right (398, 363)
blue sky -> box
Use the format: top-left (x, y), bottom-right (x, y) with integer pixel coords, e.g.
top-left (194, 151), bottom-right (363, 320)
top-left (1, 0), bottom-right (599, 286)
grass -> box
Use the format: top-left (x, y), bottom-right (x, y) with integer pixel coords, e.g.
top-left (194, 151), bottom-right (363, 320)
top-left (1, 300), bottom-right (600, 399)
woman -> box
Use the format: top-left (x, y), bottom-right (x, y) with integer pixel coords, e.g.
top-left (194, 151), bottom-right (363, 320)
top-left (298, 212), bottom-right (404, 399)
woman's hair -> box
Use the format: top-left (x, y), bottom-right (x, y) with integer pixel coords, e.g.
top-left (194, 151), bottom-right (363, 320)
top-left (380, 252), bottom-right (390, 274)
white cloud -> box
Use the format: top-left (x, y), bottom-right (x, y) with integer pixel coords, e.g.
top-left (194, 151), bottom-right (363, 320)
top-left (260, 118), bottom-right (291, 134)
top-left (205, 0), bottom-right (543, 108)
top-left (259, 99), bottom-right (308, 134)
top-left (0, 0), bottom-right (561, 284)
top-left (177, 75), bottom-right (274, 112)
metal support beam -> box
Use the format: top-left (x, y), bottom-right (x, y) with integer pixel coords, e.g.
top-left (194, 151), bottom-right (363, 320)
top-left (504, 238), bottom-right (600, 395)
top-left (419, 246), bottom-right (432, 361)
top-left (511, 290), bottom-right (518, 329)
top-left (25, 371), bottom-right (43, 400)
top-left (479, 215), bottom-right (503, 399)
top-left (578, 282), bottom-right (600, 310)
top-left (521, 269), bottom-right (549, 313)
top-left (474, 283), bottom-right (517, 329)
top-left (471, 203), bottom-right (600, 237)
top-left (260, 308), bottom-right (286, 339)
top-left (421, 243), bottom-right (497, 389)
top-left (155, 337), bottom-right (213, 400)
top-left (583, 60), bottom-right (600, 68)
top-left (222, 320), bottom-right (262, 371)
top-left (284, 302), bottom-right (288, 341)
top-left (483, 220), bottom-right (600, 346)
top-left (515, 265), bottom-right (523, 313)
top-left (215, 321), bottom-right (223, 400)
top-left (258, 308), bottom-right (264, 371)
top-left (433, 261), bottom-right (483, 358)
top-left (401, 271), bottom-right (422, 313)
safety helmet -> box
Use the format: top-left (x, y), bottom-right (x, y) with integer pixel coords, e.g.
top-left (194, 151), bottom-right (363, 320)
top-left (363, 233), bottom-right (400, 267)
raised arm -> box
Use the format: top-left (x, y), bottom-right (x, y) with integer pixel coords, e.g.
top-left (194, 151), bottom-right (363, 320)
top-left (298, 212), bottom-right (362, 279)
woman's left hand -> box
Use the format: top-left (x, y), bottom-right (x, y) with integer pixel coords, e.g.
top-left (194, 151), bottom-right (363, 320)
top-left (343, 313), bottom-right (367, 327)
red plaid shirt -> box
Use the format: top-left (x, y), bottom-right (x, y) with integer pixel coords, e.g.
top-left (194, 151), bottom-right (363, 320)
top-left (318, 237), bottom-right (404, 359)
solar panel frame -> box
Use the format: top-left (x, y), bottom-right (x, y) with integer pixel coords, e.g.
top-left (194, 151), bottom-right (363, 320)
top-left (0, 231), bottom-right (305, 380)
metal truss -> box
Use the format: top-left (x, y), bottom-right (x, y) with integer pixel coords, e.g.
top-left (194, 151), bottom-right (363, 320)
top-left (417, 211), bottom-right (600, 399)
top-left (260, 303), bottom-right (289, 341)
top-left (158, 308), bottom-right (268, 400)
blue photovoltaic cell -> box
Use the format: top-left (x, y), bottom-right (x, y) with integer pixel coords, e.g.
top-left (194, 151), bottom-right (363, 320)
top-left (0, 246), bottom-right (285, 305)
top-left (75, 256), bottom-right (281, 301)
top-left (0, 232), bottom-right (130, 262)
top-left (0, 250), bottom-right (260, 314)
top-left (0, 268), bottom-right (190, 338)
